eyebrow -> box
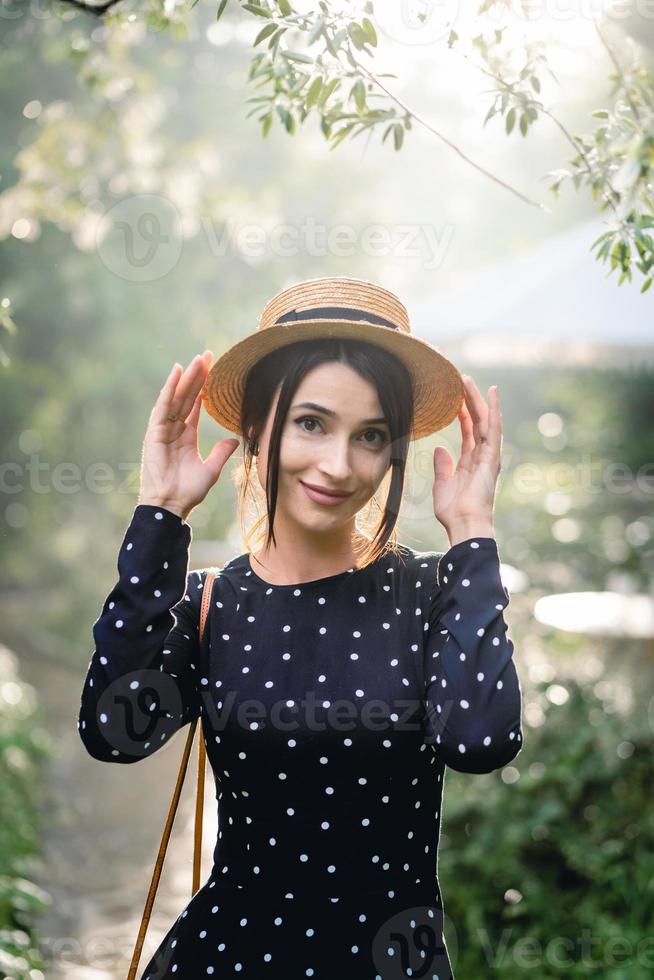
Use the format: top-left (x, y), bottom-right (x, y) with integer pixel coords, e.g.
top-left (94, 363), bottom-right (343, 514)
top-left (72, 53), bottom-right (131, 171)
top-left (291, 402), bottom-right (389, 426)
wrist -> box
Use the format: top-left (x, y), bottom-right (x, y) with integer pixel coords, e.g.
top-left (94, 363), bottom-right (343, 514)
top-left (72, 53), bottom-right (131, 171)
top-left (137, 497), bottom-right (191, 521)
top-left (444, 518), bottom-right (495, 547)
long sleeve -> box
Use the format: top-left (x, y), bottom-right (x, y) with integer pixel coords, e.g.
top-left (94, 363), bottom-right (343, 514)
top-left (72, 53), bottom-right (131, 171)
top-left (421, 536), bottom-right (524, 774)
top-left (77, 504), bottom-right (205, 764)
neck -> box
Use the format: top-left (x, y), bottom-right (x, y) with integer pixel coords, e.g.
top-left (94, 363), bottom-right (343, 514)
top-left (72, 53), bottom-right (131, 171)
top-left (250, 515), bottom-right (370, 584)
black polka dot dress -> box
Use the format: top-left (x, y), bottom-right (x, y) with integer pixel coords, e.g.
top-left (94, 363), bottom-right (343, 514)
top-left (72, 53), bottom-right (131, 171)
top-left (78, 504), bottom-right (524, 979)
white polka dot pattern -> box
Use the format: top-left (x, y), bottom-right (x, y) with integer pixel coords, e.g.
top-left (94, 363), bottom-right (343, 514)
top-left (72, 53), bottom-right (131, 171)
top-left (77, 505), bottom-right (523, 979)
top-left (77, 505), bottom-right (202, 764)
top-left (422, 538), bottom-right (523, 774)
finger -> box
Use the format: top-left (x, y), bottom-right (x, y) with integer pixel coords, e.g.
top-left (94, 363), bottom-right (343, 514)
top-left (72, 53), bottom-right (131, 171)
top-left (151, 363), bottom-right (183, 423)
top-left (458, 400), bottom-right (476, 461)
top-left (462, 376), bottom-right (489, 442)
top-left (433, 445), bottom-right (454, 483)
top-left (204, 438), bottom-right (240, 481)
top-left (180, 357), bottom-right (213, 427)
top-left (167, 355), bottom-right (209, 422)
top-left (462, 375), bottom-right (489, 425)
top-left (485, 385), bottom-right (503, 455)
top-left (185, 388), bottom-right (203, 430)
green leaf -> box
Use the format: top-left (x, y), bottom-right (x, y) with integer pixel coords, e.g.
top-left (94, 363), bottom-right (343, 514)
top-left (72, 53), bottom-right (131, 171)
top-left (282, 50), bottom-right (314, 63)
top-left (268, 26), bottom-right (286, 49)
top-left (530, 75), bottom-right (540, 93)
top-left (591, 109), bottom-right (609, 119)
top-left (307, 16), bottom-right (324, 45)
top-left (277, 0), bottom-right (292, 14)
top-left (243, 2), bottom-right (272, 17)
top-left (393, 122), bottom-right (404, 150)
top-left (247, 52), bottom-right (267, 79)
top-left (347, 22), bottom-right (369, 50)
top-left (597, 238), bottom-right (613, 261)
top-left (519, 112), bottom-right (528, 137)
top-left (276, 105), bottom-right (296, 133)
top-left (447, 29), bottom-right (458, 48)
top-left (590, 230), bottom-right (613, 249)
top-left (317, 77), bottom-right (340, 107)
top-left (288, 72), bottom-right (311, 96)
top-left (361, 17), bottom-right (377, 46)
top-left (329, 121), bottom-right (356, 149)
top-left (483, 103), bottom-right (497, 126)
top-left (254, 22), bottom-right (278, 44)
top-left (323, 31), bottom-right (338, 56)
top-left (352, 78), bottom-right (366, 112)
top-left (641, 277), bottom-right (652, 293)
top-left (505, 107), bottom-right (516, 134)
top-left (262, 112), bottom-right (273, 137)
top-left (305, 76), bottom-right (323, 109)
top-left (216, 0), bottom-right (229, 19)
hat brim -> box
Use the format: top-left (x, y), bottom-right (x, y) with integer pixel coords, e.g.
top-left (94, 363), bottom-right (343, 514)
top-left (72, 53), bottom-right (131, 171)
top-left (201, 318), bottom-right (464, 441)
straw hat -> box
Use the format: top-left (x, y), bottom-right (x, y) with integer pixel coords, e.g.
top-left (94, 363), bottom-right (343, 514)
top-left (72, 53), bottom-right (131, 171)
top-left (201, 276), bottom-right (464, 441)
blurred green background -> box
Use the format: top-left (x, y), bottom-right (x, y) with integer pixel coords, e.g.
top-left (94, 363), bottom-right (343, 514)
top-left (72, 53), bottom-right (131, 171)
top-left (1, 2), bottom-right (653, 978)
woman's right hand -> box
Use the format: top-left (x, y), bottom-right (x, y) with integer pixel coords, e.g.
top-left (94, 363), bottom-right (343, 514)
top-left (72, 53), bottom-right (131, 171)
top-left (137, 351), bottom-right (240, 521)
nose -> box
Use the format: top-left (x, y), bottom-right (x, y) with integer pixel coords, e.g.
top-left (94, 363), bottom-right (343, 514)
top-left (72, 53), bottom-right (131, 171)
top-left (317, 439), bottom-right (354, 483)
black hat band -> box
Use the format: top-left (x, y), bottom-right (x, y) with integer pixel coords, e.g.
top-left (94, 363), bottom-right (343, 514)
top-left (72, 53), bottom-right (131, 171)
top-left (274, 306), bottom-right (400, 330)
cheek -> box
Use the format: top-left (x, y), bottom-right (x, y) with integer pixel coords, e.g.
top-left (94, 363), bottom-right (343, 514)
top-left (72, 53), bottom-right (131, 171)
top-left (360, 449), bottom-right (391, 482)
top-left (279, 436), bottom-right (311, 475)
top-left (280, 428), bottom-right (319, 464)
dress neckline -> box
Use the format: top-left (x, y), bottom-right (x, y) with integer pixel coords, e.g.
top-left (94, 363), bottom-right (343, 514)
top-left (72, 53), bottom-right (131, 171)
top-left (243, 552), bottom-right (363, 590)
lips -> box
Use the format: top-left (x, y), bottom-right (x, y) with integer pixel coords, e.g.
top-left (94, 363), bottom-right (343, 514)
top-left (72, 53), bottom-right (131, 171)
top-left (300, 481), bottom-right (354, 505)
top-left (301, 481), bottom-right (353, 498)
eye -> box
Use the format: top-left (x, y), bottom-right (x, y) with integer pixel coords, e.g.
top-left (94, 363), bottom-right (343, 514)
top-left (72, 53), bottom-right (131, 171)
top-left (294, 416), bottom-right (389, 448)
top-left (295, 416), bottom-right (322, 434)
top-left (361, 428), bottom-right (389, 446)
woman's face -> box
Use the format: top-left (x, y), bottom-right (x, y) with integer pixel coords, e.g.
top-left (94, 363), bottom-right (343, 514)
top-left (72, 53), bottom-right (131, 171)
top-left (255, 362), bottom-right (393, 531)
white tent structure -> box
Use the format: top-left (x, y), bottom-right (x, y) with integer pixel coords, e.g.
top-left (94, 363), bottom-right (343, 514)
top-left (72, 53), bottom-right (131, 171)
top-left (410, 220), bottom-right (653, 366)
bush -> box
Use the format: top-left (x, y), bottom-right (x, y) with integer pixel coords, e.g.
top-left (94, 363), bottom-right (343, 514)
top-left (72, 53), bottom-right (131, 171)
top-left (439, 677), bottom-right (654, 978)
top-left (0, 644), bottom-right (53, 980)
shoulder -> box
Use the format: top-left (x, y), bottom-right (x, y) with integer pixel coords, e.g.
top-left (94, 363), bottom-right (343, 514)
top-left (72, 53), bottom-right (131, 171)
top-left (382, 543), bottom-right (445, 595)
top-left (183, 553), bottom-right (247, 606)
top-left (176, 566), bottom-right (217, 614)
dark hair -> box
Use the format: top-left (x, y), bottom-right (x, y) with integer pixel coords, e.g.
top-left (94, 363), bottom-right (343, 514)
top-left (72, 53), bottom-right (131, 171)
top-left (230, 337), bottom-right (415, 570)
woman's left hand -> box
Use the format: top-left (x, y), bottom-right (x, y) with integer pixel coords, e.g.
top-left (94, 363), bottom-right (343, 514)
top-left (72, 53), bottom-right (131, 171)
top-left (432, 375), bottom-right (503, 537)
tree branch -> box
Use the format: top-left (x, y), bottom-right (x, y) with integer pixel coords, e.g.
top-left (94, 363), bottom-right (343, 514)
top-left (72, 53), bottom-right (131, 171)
top-left (465, 55), bottom-right (621, 219)
top-left (348, 46), bottom-right (548, 212)
top-left (593, 17), bottom-right (642, 124)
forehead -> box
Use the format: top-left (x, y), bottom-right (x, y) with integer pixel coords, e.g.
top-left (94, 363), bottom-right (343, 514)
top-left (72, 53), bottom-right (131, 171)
top-left (293, 362), bottom-right (382, 409)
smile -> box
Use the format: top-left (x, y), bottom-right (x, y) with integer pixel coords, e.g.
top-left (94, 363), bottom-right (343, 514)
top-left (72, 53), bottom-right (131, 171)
top-left (300, 482), bottom-right (353, 505)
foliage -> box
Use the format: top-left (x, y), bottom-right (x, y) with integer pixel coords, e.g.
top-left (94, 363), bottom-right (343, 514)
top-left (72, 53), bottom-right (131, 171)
top-left (440, 676), bottom-right (654, 977)
top-left (0, 647), bottom-right (53, 979)
top-left (0, 0), bottom-right (653, 287)
top-left (482, 363), bottom-right (654, 593)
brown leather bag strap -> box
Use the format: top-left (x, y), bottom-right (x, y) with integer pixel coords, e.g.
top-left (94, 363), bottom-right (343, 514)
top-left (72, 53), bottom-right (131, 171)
top-left (126, 570), bottom-right (216, 980)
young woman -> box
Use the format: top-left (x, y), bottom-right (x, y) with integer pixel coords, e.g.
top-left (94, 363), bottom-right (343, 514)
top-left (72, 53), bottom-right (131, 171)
top-left (78, 277), bottom-right (523, 979)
